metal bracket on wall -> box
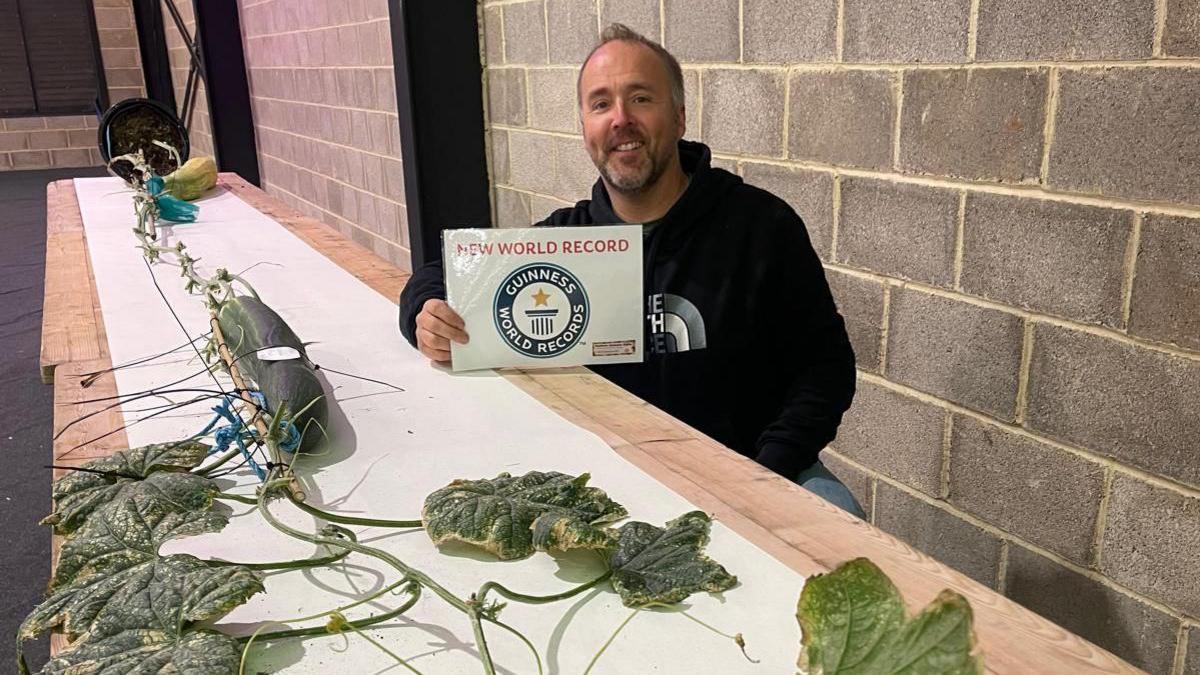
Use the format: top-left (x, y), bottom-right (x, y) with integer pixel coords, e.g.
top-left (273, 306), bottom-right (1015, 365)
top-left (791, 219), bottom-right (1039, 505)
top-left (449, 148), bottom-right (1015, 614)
top-left (159, 0), bottom-right (205, 133)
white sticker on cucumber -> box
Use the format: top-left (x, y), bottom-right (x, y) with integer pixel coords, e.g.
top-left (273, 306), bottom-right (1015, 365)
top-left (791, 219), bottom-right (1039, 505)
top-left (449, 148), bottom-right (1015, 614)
top-left (258, 346), bottom-right (302, 361)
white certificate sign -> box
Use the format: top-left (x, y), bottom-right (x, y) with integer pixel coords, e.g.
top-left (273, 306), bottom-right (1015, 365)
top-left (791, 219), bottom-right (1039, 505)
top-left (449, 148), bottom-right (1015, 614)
top-left (444, 225), bottom-right (643, 371)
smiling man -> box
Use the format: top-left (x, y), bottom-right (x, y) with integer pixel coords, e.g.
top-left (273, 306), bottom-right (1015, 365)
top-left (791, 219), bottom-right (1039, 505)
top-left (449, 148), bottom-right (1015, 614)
top-left (399, 24), bottom-right (861, 516)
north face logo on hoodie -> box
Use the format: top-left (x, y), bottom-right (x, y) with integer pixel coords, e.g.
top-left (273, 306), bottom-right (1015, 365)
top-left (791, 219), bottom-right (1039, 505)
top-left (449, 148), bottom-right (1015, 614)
top-left (647, 292), bottom-right (707, 354)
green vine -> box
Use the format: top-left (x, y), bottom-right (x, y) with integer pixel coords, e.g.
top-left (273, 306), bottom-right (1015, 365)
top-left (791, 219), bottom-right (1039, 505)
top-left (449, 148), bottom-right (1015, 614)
top-left (16, 150), bottom-right (782, 675)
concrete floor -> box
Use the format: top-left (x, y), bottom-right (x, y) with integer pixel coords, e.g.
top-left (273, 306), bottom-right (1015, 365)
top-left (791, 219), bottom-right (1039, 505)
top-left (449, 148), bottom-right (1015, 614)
top-left (0, 166), bottom-right (108, 669)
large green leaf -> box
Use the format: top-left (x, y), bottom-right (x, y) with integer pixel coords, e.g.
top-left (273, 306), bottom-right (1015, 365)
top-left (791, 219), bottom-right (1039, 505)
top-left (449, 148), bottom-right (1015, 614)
top-left (21, 554), bottom-right (262, 643)
top-left (51, 471), bottom-right (226, 592)
top-left (38, 628), bottom-right (242, 675)
top-left (20, 462), bottom-right (247, 675)
top-left (42, 441), bottom-right (211, 535)
top-left (422, 471), bottom-right (627, 560)
top-left (607, 510), bottom-right (737, 607)
top-left (796, 558), bottom-right (983, 675)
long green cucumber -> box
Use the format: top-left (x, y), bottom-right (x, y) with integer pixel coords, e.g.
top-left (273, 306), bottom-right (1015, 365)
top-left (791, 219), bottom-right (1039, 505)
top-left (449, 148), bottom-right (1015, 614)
top-left (217, 295), bottom-right (328, 452)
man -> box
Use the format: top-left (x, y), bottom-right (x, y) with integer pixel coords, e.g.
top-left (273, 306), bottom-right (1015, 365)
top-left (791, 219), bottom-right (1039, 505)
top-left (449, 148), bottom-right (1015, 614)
top-left (399, 24), bottom-right (862, 516)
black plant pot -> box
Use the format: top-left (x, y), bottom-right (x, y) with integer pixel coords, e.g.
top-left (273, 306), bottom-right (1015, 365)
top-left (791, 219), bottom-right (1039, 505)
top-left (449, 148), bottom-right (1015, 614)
top-left (97, 98), bottom-right (190, 178)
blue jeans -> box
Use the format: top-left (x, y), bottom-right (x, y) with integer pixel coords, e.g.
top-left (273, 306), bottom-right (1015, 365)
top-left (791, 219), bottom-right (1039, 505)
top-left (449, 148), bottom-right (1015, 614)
top-left (796, 461), bottom-right (867, 519)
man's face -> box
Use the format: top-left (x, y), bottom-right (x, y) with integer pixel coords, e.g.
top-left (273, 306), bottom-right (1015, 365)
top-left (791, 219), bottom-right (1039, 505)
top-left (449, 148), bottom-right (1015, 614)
top-left (578, 40), bottom-right (685, 195)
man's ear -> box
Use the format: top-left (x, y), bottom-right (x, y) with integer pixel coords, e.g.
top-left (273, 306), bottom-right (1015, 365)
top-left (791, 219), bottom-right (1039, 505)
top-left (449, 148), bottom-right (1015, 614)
top-left (677, 105), bottom-right (687, 140)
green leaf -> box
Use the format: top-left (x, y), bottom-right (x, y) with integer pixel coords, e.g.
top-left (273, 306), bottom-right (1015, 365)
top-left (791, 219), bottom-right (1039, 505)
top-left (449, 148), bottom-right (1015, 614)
top-left (20, 465), bottom-right (247, 675)
top-left (39, 628), bottom-right (241, 675)
top-left (796, 558), bottom-right (983, 675)
top-left (42, 441), bottom-right (211, 535)
top-left (422, 471), bottom-right (627, 560)
top-left (607, 511), bottom-right (737, 607)
top-left (51, 471), bottom-right (226, 592)
top-left (21, 554), bottom-right (262, 643)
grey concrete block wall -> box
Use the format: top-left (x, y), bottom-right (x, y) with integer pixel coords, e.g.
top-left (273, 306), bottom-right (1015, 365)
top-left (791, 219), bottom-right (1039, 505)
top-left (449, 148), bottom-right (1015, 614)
top-left (1027, 323), bottom-right (1200, 487)
top-left (600, 0), bottom-right (660, 40)
top-left (528, 69), bottom-right (581, 133)
top-left (480, 3), bottom-right (1200, 667)
top-left (843, 0), bottom-right (971, 63)
top-left (701, 69), bottom-right (786, 156)
top-left (547, 0), bottom-right (598, 64)
top-left (503, 1), bottom-right (549, 64)
top-left (899, 68), bottom-right (1047, 183)
top-left (663, 0), bottom-right (739, 62)
top-left (960, 193), bottom-right (1132, 328)
top-left (824, 270), bottom-right (884, 372)
top-left (1101, 476), bottom-right (1200, 616)
top-left (948, 414), bottom-right (1104, 564)
top-left (788, 70), bottom-right (895, 170)
top-left (974, 0), bottom-right (1154, 61)
top-left (831, 379), bottom-right (946, 496)
top-left (1165, 0), bottom-right (1200, 56)
top-left (874, 481), bottom-right (1002, 587)
top-left (1004, 545), bottom-right (1180, 673)
top-left (1048, 69), bottom-right (1200, 205)
top-left (740, 162), bottom-right (833, 258)
top-left (487, 69), bottom-right (528, 127)
top-left (1189, 629), bottom-right (1200, 675)
top-left (886, 288), bottom-right (1024, 419)
top-left (1129, 215), bottom-right (1200, 350)
top-left (743, 0), bottom-right (837, 63)
top-left (836, 177), bottom-right (958, 286)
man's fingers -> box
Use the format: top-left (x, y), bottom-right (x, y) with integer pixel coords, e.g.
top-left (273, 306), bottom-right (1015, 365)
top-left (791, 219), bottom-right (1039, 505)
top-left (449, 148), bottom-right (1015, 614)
top-left (420, 345), bottom-right (452, 363)
top-left (416, 327), bottom-right (450, 352)
top-left (426, 299), bottom-right (466, 329)
top-left (417, 300), bottom-right (470, 344)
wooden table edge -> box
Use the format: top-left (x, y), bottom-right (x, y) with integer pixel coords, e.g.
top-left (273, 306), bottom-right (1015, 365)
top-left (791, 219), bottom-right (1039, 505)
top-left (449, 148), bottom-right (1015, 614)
top-left (37, 173), bottom-right (1143, 674)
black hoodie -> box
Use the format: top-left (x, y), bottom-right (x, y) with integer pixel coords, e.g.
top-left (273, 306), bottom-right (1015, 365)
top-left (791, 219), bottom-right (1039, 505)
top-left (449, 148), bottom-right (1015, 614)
top-left (399, 140), bottom-right (856, 478)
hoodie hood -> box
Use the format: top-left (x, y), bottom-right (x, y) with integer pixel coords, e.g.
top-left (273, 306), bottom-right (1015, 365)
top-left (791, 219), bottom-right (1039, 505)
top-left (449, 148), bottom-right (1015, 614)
top-left (586, 140), bottom-right (744, 256)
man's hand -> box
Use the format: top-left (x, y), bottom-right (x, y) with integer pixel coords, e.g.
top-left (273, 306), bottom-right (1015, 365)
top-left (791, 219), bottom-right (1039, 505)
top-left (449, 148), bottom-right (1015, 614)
top-left (415, 298), bottom-right (469, 363)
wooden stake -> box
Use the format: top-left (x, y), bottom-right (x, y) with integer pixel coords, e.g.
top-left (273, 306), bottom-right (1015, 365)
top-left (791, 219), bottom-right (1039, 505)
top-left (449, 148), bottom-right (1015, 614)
top-left (210, 316), bottom-right (305, 501)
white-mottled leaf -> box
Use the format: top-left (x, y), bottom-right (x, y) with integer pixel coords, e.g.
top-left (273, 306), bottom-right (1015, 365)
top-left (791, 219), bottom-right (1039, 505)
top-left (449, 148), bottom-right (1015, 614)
top-left (423, 471), bottom-right (627, 560)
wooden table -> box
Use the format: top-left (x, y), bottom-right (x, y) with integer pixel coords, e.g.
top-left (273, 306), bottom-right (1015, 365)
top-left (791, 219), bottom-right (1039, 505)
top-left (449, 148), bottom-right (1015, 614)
top-left (41, 173), bottom-right (1142, 674)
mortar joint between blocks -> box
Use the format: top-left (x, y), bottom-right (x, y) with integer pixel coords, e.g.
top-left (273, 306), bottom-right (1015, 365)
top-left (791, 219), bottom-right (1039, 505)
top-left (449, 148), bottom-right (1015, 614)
top-left (1171, 622), bottom-right (1189, 675)
top-left (1089, 468), bottom-right (1116, 571)
top-left (738, 0), bottom-right (744, 63)
top-left (954, 191), bottom-right (966, 291)
top-left (830, 173), bottom-right (841, 263)
top-left (1039, 68), bottom-right (1060, 186)
top-left (1120, 212), bottom-right (1143, 332)
top-left (1154, 0), bottom-right (1168, 58)
top-left (891, 71), bottom-right (904, 171)
top-left (995, 540), bottom-right (1010, 593)
top-left (878, 281), bottom-right (891, 375)
top-left (1013, 318), bottom-right (1035, 426)
top-left (835, 0), bottom-right (845, 62)
top-left (967, 0), bottom-right (981, 61)
top-left (940, 412), bottom-right (953, 500)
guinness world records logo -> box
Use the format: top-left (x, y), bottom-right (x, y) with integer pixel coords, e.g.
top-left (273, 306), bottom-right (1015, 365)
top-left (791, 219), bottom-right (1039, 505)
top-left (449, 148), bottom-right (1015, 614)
top-left (493, 263), bottom-right (589, 358)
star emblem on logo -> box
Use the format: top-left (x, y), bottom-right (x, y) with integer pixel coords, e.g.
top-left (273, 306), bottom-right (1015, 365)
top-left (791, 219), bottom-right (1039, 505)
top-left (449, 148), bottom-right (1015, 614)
top-left (531, 288), bottom-right (551, 306)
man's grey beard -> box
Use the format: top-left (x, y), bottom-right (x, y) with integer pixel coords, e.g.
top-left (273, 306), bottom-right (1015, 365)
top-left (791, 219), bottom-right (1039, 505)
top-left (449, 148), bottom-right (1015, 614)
top-left (599, 152), bottom-right (667, 194)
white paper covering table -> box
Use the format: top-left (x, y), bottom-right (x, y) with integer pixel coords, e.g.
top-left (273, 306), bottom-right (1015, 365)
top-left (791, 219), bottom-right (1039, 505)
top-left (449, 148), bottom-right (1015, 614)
top-left (39, 174), bottom-right (1143, 674)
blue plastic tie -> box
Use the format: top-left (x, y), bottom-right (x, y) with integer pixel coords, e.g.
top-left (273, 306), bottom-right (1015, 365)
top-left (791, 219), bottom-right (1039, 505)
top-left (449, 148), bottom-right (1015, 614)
top-left (279, 420), bottom-right (302, 454)
top-left (147, 175), bottom-right (199, 223)
top-left (191, 393), bottom-right (266, 481)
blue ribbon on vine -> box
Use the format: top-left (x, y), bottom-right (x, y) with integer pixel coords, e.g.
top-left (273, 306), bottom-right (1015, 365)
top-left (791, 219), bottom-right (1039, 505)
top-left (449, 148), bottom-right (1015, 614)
top-left (147, 175), bottom-right (199, 223)
top-left (192, 394), bottom-right (266, 481)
